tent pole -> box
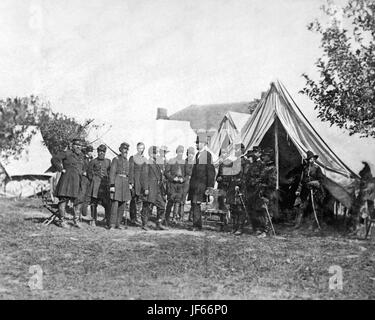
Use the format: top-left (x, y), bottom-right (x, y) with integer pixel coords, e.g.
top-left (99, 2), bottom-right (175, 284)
top-left (274, 117), bottom-right (279, 217)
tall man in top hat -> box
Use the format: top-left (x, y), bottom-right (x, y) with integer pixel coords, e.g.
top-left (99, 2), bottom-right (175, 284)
top-left (87, 144), bottom-right (111, 226)
top-left (109, 142), bottom-right (133, 230)
top-left (188, 134), bottom-right (216, 230)
top-left (129, 142), bottom-right (147, 225)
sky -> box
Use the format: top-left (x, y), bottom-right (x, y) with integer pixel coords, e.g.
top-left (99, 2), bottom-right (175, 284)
top-left (0, 0), bottom-right (374, 172)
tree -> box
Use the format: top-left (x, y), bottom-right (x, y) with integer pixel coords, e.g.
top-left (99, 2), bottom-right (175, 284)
top-left (301, 0), bottom-right (375, 138)
top-left (35, 106), bottom-right (93, 155)
top-left (0, 96), bottom-right (38, 161)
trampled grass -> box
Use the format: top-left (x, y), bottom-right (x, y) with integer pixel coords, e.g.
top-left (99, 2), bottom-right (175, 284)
top-left (0, 198), bottom-right (374, 299)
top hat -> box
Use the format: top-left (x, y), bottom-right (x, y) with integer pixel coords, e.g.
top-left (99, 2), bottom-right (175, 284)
top-left (195, 134), bottom-right (208, 144)
top-left (305, 150), bottom-right (319, 160)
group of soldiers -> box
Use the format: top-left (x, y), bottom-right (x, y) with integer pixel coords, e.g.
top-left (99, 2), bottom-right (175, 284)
top-left (50, 133), bottom-right (326, 237)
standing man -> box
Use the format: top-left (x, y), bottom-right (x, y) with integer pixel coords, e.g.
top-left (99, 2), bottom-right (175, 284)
top-left (164, 145), bottom-right (188, 226)
top-left (184, 147), bottom-right (195, 222)
top-left (245, 146), bottom-right (266, 234)
top-left (108, 142), bottom-right (133, 230)
top-left (77, 144), bottom-right (94, 218)
top-left (87, 144), bottom-right (111, 227)
top-left (226, 143), bottom-right (249, 235)
top-left (51, 138), bottom-right (85, 228)
top-left (256, 148), bottom-right (277, 238)
top-left (294, 150), bottom-right (325, 230)
top-left (129, 142), bottom-right (147, 225)
top-left (188, 134), bottom-right (216, 231)
top-left (141, 146), bottom-right (167, 231)
top-left (216, 147), bottom-right (232, 228)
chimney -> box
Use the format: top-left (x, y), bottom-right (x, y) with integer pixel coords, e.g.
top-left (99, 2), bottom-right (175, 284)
top-left (156, 108), bottom-right (169, 120)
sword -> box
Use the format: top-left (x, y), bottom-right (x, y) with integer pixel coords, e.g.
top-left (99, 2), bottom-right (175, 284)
top-left (310, 189), bottom-right (321, 230)
top-left (263, 202), bottom-right (276, 236)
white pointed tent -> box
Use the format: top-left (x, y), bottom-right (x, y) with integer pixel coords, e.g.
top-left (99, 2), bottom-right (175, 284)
top-left (0, 126), bottom-right (52, 197)
top-left (209, 111), bottom-right (251, 157)
top-left (241, 80), bottom-right (358, 208)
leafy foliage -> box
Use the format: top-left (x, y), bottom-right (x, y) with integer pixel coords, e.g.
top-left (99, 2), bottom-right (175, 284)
top-left (0, 96), bottom-right (38, 161)
top-left (301, 0), bottom-right (375, 138)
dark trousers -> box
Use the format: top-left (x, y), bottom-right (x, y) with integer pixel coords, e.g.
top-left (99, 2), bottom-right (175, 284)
top-left (192, 203), bottom-right (202, 229)
top-left (230, 204), bottom-right (246, 231)
top-left (91, 197), bottom-right (110, 222)
top-left (110, 200), bottom-right (126, 227)
top-left (129, 195), bottom-right (141, 222)
top-left (141, 202), bottom-right (165, 226)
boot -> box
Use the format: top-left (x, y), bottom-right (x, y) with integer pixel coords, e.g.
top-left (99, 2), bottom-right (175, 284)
top-left (173, 202), bottom-right (181, 223)
top-left (72, 207), bottom-right (81, 228)
top-left (91, 205), bottom-right (97, 223)
top-left (294, 210), bottom-right (303, 229)
top-left (164, 200), bottom-right (173, 226)
top-left (179, 204), bottom-right (185, 221)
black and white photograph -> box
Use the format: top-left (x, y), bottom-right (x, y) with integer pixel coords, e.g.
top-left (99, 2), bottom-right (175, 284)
top-left (0, 0), bottom-right (374, 304)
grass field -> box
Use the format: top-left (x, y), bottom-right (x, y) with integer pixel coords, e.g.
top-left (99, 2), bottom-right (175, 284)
top-left (0, 197), bottom-right (374, 299)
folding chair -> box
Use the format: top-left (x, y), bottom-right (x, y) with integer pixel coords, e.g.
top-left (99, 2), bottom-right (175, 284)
top-left (203, 188), bottom-right (230, 231)
top-left (40, 175), bottom-right (60, 226)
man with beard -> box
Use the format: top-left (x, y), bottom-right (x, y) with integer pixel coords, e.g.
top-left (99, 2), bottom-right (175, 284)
top-left (164, 145), bottom-right (188, 226)
top-left (51, 138), bottom-right (85, 228)
top-left (108, 142), bottom-right (132, 230)
top-left (245, 146), bottom-right (265, 235)
top-left (188, 134), bottom-right (216, 231)
top-left (140, 146), bottom-right (167, 231)
top-left (293, 150), bottom-right (325, 230)
top-left (129, 142), bottom-right (147, 226)
top-left (87, 144), bottom-right (111, 227)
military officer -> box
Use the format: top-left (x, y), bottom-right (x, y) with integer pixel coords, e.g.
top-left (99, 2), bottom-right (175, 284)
top-left (140, 146), bottom-right (167, 231)
top-left (294, 150), bottom-right (325, 230)
top-left (245, 146), bottom-right (266, 234)
top-left (226, 143), bottom-right (249, 235)
top-left (188, 134), bottom-right (216, 231)
top-left (184, 147), bottom-right (196, 222)
top-left (216, 147), bottom-right (232, 228)
top-left (256, 148), bottom-right (277, 238)
top-left (77, 144), bottom-right (93, 218)
top-left (51, 138), bottom-right (85, 228)
top-left (108, 142), bottom-right (132, 230)
top-left (87, 144), bottom-right (111, 227)
top-left (164, 145), bottom-right (188, 225)
top-left (129, 142), bottom-right (147, 225)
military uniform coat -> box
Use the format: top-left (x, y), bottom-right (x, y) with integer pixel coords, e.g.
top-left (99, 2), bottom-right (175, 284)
top-left (52, 149), bottom-right (84, 199)
top-left (182, 157), bottom-right (194, 203)
top-left (141, 158), bottom-right (166, 208)
top-left (76, 156), bottom-right (92, 203)
top-left (165, 157), bottom-right (187, 202)
top-left (109, 156), bottom-right (132, 202)
top-left (88, 157), bottom-right (111, 199)
top-left (226, 156), bottom-right (249, 205)
top-left (188, 149), bottom-right (215, 203)
top-left (129, 154), bottom-right (147, 196)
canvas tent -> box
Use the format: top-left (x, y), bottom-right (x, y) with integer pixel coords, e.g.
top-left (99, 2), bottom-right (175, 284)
top-left (209, 111), bottom-right (251, 157)
top-left (0, 126), bottom-right (52, 198)
top-left (241, 80), bottom-right (359, 208)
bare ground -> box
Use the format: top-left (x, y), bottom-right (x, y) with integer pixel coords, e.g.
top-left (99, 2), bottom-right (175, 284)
top-left (0, 197), bottom-right (374, 300)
